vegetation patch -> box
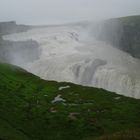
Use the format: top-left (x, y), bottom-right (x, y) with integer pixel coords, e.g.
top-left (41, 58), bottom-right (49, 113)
top-left (0, 63), bottom-right (140, 140)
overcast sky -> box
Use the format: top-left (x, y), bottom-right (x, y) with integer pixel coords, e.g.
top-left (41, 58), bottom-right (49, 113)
top-left (0, 0), bottom-right (140, 25)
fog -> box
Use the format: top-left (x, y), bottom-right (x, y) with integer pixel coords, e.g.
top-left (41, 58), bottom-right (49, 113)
top-left (0, 0), bottom-right (140, 25)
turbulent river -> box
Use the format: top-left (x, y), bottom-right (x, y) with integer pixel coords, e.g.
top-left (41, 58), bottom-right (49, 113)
top-left (3, 24), bottom-right (140, 98)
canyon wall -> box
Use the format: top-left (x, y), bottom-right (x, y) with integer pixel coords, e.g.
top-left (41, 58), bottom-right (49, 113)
top-left (95, 16), bottom-right (140, 59)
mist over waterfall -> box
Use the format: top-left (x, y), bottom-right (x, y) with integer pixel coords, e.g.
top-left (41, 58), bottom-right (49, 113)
top-left (3, 23), bottom-right (140, 98)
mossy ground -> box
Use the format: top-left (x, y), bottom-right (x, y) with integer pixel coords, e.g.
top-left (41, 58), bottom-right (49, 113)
top-left (117, 15), bottom-right (140, 26)
top-left (0, 63), bottom-right (140, 140)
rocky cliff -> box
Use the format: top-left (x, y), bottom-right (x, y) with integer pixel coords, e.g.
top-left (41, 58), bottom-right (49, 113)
top-left (0, 39), bottom-right (41, 65)
top-left (0, 21), bottom-right (30, 36)
top-left (96, 15), bottom-right (140, 59)
top-left (0, 21), bottom-right (41, 65)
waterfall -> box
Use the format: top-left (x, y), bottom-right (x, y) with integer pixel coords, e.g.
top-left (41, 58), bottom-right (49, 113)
top-left (3, 23), bottom-right (140, 98)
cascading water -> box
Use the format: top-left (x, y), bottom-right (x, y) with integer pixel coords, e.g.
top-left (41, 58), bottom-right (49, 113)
top-left (3, 23), bottom-right (140, 98)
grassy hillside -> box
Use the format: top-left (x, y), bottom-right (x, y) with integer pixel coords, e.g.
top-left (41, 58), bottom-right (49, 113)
top-left (0, 63), bottom-right (140, 140)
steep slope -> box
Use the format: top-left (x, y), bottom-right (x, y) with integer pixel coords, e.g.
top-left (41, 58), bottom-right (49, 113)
top-left (3, 24), bottom-right (140, 98)
top-left (0, 63), bottom-right (140, 140)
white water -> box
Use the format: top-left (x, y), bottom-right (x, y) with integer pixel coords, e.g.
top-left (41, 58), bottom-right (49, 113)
top-left (3, 24), bottom-right (140, 98)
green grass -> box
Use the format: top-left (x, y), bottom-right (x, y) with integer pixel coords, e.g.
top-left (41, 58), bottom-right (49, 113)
top-left (117, 15), bottom-right (140, 26)
top-left (0, 63), bottom-right (140, 140)
top-left (94, 130), bottom-right (140, 140)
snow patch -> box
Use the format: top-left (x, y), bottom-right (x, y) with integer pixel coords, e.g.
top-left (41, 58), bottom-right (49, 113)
top-left (59, 85), bottom-right (70, 90)
top-left (51, 94), bottom-right (66, 103)
top-left (114, 97), bottom-right (121, 100)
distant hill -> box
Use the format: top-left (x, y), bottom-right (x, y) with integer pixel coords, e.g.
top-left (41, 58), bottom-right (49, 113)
top-left (0, 63), bottom-right (139, 140)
